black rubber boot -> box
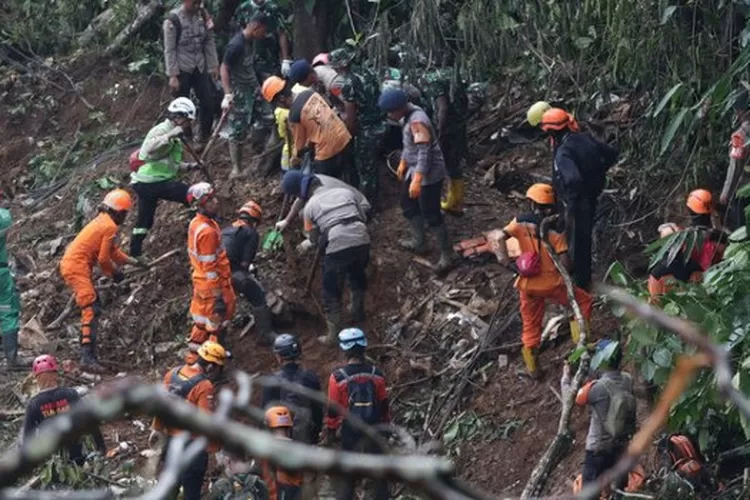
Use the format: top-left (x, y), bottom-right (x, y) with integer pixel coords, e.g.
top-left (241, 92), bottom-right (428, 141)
top-left (3, 330), bottom-right (28, 370)
top-left (130, 233), bottom-right (146, 258)
top-left (253, 305), bottom-right (276, 346)
top-left (318, 307), bottom-right (341, 346)
top-left (400, 216), bottom-right (427, 254)
top-left (434, 224), bottom-right (457, 274)
top-left (80, 344), bottom-right (105, 373)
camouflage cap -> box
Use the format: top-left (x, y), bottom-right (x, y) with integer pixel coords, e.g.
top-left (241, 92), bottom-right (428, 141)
top-left (329, 48), bottom-right (356, 69)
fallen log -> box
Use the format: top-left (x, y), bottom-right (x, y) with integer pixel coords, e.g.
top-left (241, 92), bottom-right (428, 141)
top-left (103, 0), bottom-right (162, 57)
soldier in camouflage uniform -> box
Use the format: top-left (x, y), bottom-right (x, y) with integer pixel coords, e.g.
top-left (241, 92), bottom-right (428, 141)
top-left (329, 48), bottom-right (386, 204)
top-left (419, 66), bottom-right (469, 214)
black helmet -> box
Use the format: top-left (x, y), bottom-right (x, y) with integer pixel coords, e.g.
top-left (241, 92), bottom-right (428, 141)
top-left (273, 333), bottom-right (301, 360)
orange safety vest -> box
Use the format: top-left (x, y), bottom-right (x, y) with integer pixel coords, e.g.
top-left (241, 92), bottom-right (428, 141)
top-left (187, 213), bottom-right (231, 286)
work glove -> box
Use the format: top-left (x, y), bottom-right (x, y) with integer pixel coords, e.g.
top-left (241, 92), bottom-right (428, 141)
top-left (296, 239), bottom-right (313, 255)
top-left (408, 172), bottom-right (424, 199)
top-left (148, 430), bottom-right (165, 450)
top-left (247, 264), bottom-right (257, 275)
top-left (221, 93), bottom-right (234, 111)
top-left (281, 59), bottom-right (293, 77)
top-left (274, 219), bottom-right (289, 233)
top-left (112, 270), bottom-right (125, 283)
top-left (214, 295), bottom-right (227, 318)
top-left (396, 158), bottom-right (407, 182)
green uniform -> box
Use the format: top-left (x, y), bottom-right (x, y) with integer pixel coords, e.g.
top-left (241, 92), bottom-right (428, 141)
top-left (224, 32), bottom-right (263, 141)
top-left (0, 209), bottom-right (21, 364)
top-left (419, 68), bottom-right (468, 180)
top-left (340, 65), bottom-right (386, 203)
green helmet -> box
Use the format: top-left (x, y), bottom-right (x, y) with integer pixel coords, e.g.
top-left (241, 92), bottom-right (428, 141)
top-left (329, 48), bottom-right (356, 69)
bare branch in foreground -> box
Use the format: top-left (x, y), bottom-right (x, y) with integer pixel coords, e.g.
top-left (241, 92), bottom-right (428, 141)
top-left (0, 378), bottom-right (475, 500)
top-left (0, 490), bottom-right (114, 499)
top-left (521, 216), bottom-right (591, 499)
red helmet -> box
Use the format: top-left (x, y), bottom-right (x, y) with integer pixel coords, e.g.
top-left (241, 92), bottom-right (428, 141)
top-left (32, 354), bottom-right (58, 375)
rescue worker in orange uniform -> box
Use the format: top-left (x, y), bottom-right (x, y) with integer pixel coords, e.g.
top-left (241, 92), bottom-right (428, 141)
top-left (262, 406), bottom-right (304, 500)
top-left (492, 184), bottom-right (593, 378)
top-left (186, 183), bottom-right (236, 362)
top-left (150, 341), bottom-right (226, 500)
top-left (60, 189), bottom-right (143, 370)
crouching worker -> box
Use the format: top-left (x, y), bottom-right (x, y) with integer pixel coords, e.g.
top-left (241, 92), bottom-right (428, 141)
top-left (151, 341), bottom-right (226, 500)
top-left (222, 200), bottom-right (275, 345)
top-left (262, 406), bottom-right (305, 500)
top-left (60, 189), bottom-right (144, 370)
top-left (569, 340), bottom-right (637, 494)
top-left (22, 355), bottom-right (106, 464)
top-left (493, 184), bottom-right (593, 379)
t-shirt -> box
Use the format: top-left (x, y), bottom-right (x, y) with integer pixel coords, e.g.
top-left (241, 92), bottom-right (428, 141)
top-left (222, 221), bottom-right (259, 272)
top-left (503, 213), bottom-right (568, 292)
top-left (303, 186), bottom-right (370, 254)
top-left (289, 90), bottom-right (351, 161)
top-left (23, 387), bottom-right (105, 463)
top-left (223, 32), bottom-right (259, 88)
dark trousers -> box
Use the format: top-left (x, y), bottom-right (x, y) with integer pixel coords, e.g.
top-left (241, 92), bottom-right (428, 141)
top-left (231, 270), bottom-right (266, 307)
top-left (161, 439), bottom-right (209, 500)
top-left (568, 195), bottom-right (597, 290)
top-left (337, 440), bottom-right (389, 500)
top-left (400, 178), bottom-right (444, 227)
top-left (439, 129), bottom-right (466, 180)
top-left (322, 245), bottom-right (370, 313)
top-left (175, 69), bottom-right (216, 140)
top-left (131, 180), bottom-right (189, 256)
top-left (313, 142), bottom-right (353, 180)
top-left (582, 446), bottom-right (626, 488)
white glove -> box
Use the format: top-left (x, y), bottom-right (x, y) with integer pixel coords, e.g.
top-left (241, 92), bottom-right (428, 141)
top-left (167, 125), bottom-right (184, 139)
top-left (281, 59), bottom-right (293, 77)
top-left (297, 239), bottom-right (313, 254)
top-left (221, 93), bottom-right (234, 111)
top-left (275, 219), bottom-right (289, 232)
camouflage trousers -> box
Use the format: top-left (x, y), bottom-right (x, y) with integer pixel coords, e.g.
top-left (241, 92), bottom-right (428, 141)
top-left (228, 86), bottom-right (260, 142)
top-left (353, 125), bottom-right (385, 204)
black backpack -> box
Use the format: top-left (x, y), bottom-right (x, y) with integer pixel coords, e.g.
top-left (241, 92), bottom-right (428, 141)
top-left (338, 366), bottom-right (379, 426)
top-left (168, 367), bottom-right (207, 399)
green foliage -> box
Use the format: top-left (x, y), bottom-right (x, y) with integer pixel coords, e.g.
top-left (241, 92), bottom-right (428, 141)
top-left (607, 239), bottom-right (750, 460)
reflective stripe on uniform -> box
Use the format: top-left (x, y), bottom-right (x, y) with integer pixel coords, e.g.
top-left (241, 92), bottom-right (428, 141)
top-left (189, 223), bottom-right (219, 264)
top-left (132, 227), bottom-right (149, 235)
top-left (189, 252), bottom-right (217, 262)
top-left (191, 313), bottom-right (219, 329)
top-left (205, 271), bottom-right (218, 279)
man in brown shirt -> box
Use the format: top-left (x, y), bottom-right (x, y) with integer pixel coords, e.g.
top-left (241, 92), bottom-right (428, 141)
top-left (262, 76), bottom-right (352, 179)
top-left (163, 0), bottom-right (219, 149)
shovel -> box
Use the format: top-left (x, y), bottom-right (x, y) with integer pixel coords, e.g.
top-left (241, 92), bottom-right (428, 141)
top-left (200, 109), bottom-right (229, 163)
top-left (181, 138), bottom-right (213, 183)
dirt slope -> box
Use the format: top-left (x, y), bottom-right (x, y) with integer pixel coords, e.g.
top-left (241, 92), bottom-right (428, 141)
top-left (0, 61), bottom-right (619, 496)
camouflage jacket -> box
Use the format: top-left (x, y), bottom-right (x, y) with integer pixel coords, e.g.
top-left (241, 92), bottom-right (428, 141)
top-left (340, 65), bottom-right (384, 129)
top-left (418, 67), bottom-right (468, 133)
top-left (235, 0), bottom-right (289, 76)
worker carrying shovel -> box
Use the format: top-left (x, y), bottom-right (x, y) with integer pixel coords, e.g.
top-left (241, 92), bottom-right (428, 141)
top-left (221, 200), bottom-right (276, 345)
top-left (492, 184), bottom-right (593, 379)
top-left (185, 183), bottom-right (236, 362)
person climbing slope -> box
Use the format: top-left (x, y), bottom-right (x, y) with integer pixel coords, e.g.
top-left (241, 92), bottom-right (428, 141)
top-left (130, 97), bottom-right (201, 257)
top-left (221, 200), bottom-right (275, 345)
top-left (186, 183), bottom-right (235, 362)
top-left (60, 189), bottom-right (144, 370)
top-left (540, 107), bottom-right (619, 290)
top-left (492, 183), bottom-right (593, 378)
top-left (151, 341), bottom-right (226, 500)
top-left (261, 406), bottom-right (305, 500)
top-left (378, 87), bottom-right (455, 273)
top-left (0, 196), bottom-right (23, 368)
top-left (22, 354), bottom-right (106, 464)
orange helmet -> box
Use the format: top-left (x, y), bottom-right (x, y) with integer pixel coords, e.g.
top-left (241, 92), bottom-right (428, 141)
top-left (686, 189), bottom-right (712, 214)
top-left (526, 183), bottom-right (555, 205)
top-left (238, 200), bottom-right (262, 221)
top-left (262, 76), bottom-right (286, 103)
top-left (102, 189), bottom-right (133, 212)
top-left (540, 108), bottom-right (578, 132)
top-left (265, 406), bottom-right (293, 428)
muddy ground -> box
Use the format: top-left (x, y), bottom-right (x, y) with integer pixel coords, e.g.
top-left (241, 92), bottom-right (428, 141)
top-left (0, 61), bottom-right (657, 497)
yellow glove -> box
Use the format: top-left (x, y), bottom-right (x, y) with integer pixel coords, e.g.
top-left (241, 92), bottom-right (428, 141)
top-left (397, 159), bottom-right (407, 182)
top-left (409, 172), bottom-right (424, 199)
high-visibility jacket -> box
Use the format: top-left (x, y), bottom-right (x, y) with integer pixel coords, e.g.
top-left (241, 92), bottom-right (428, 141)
top-left (188, 213), bottom-right (231, 291)
top-left (60, 212), bottom-right (129, 277)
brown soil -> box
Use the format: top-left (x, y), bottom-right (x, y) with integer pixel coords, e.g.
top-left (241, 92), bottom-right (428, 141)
top-left (0, 60), bottom-right (643, 497)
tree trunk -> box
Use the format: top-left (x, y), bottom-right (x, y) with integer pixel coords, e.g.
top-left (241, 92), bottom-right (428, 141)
top-left (292, 0), bottom-right (331, 60)
top-left (103, 0), bottom-right (162, 57)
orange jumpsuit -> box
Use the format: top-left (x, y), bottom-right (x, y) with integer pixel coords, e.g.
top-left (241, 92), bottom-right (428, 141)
top-left (261, 436), bottom-right (304, 500)
top-left (503, 215), bottom-right (593, 349)
top-left (187, 213), bottom-right (235, 345)
top-left (59, 212), bottom-right (129, 345)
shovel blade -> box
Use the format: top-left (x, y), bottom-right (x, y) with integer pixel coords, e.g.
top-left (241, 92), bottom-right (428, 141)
top-left (262, 230), bottom-right (284, 252)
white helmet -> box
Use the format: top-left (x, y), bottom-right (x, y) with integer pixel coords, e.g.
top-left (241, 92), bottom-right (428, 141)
top-left (187, 182), bottom-right (215, 206)
top-left (167, 97), bottom-right (197, 120)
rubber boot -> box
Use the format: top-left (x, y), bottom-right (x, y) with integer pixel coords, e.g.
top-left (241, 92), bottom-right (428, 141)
top-left (130, 233), bottom-right (146, 258)
top-left (400, 216), bottom-right (427, 254)
top-left (521, 347), bottom-right (541, 380)
top-left (318, 308), bottom-right (340, 346)
top-left (80, 343), bottom-right (105, 373)
top-left (253, 305), bottom-right (276, 346)
top-left (441, 179), bottom-right (465, 215)
top-left (229, 140), bottom-right (244, 179)
top-left (3, 330), bottom-right (27, 370)
top-left (351, 289), bottom-right (366, 323)
top-left (434, 224), bottom-right (457, 274)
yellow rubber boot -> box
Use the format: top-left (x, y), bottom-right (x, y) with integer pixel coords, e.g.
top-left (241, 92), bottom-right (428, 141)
top-left (521, 347), bottom-right (540, 379)
top-left (441, 179), bottom-right (465, 215)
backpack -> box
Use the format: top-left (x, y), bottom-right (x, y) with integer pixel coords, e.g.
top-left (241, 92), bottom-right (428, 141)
top-left (129, 148), bottom-right (145, 172)
top-left (168, 367), bottom-right (208, 399)
top-left (339, 366), bottom-right (379, 426)
top-left (666, 434), bottom-right (704, 481)
top-left (516, 226), bottom-right (541, 278)
top-left (597, 376), bottom-right (636, 440)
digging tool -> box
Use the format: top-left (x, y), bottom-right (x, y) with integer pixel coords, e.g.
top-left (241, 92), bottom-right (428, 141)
top-left (262, 194), bottom-right (290, 253)
top-left (304, 246), bottom-right (323, 296)
top-left (180, 138), bottom-right (213, 183)
top-left (199, 109), bottom-right (229, 163)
